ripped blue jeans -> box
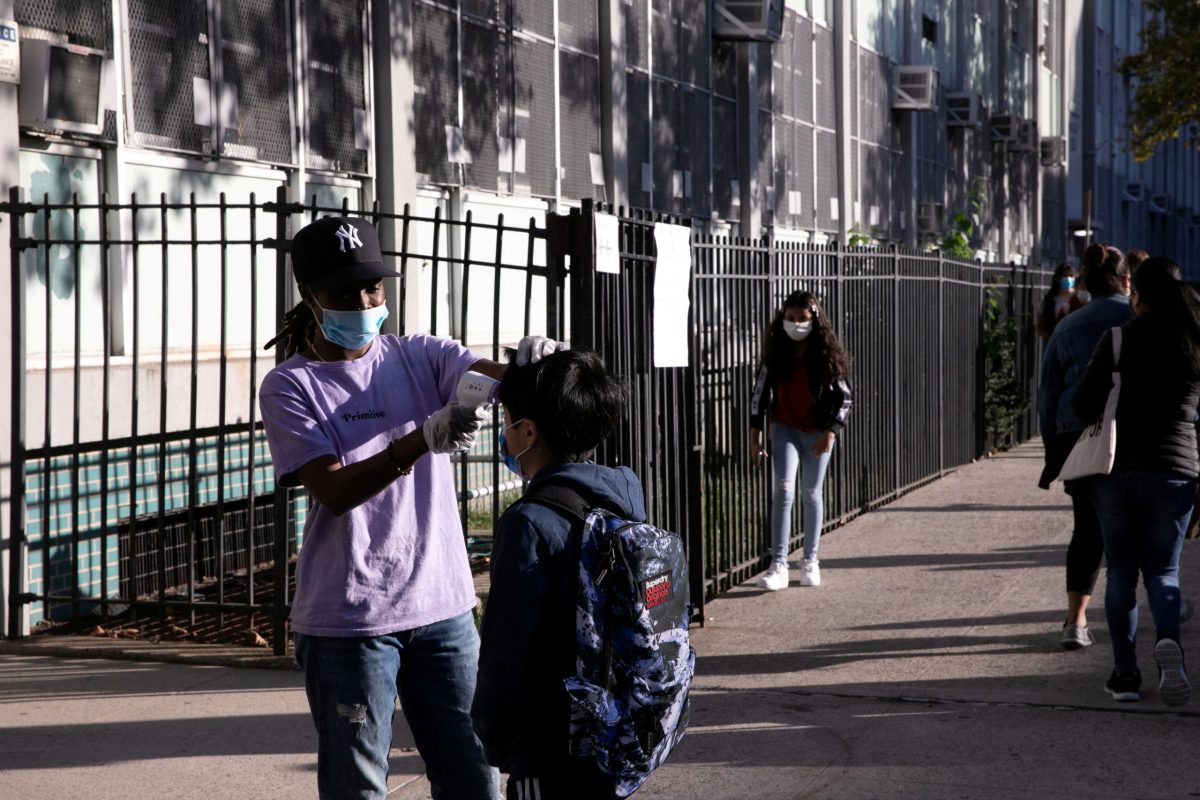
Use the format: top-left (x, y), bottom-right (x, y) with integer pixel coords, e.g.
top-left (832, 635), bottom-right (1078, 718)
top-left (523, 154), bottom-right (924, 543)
top-left (769, 423), bottom-right (833, 565)
top-left (295, 612), bottom-right (500, 800)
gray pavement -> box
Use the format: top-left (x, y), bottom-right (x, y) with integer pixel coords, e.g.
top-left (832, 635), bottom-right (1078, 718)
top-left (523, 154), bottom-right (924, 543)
top-left (3, 440), bottom-right (1200, 799)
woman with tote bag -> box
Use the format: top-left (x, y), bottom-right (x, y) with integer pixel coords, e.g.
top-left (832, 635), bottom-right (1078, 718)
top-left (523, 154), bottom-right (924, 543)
top-left (1072, 257), bottom-right (1200, 707)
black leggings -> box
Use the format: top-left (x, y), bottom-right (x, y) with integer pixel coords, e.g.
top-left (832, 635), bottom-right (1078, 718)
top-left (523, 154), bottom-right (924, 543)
top-left (1065, 483), bottom-right (1104, 595)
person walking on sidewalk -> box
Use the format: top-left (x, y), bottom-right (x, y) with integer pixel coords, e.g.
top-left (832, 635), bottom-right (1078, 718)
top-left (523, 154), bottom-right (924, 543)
top-left (1037, 243), bottom-right (1133, 650)
top-left (750, 290), bottom-right (852, 590)
top-left (258, 215), bottom-right (507, 799)
top-left (1073, 256), bottom-right (1200, 707)
top-left (1036, 263), bottom-right (1084, 342)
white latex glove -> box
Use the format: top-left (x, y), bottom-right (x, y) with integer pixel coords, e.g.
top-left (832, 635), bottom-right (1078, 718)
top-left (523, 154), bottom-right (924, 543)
top-left (423, 401), bottom-right (491, 454)
top-left (516, 335), bottom-right (570, 366)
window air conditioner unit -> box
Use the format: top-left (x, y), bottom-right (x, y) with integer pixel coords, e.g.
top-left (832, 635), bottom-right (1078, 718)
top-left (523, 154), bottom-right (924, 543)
top-left (989, 113), bottom-right (1019, 143)
top-left (1008, 119), bottom-right (1038, 152)
top-left (945, 92), bottom-right (982, 127)
top-left (892, 66), bottom-right (939, 111)
top-left (1039, 135), bottom-right (1066, 166)
top-left (1121, 182), bottom-right (1145, 203)
top-left (18, 39), bottom-right (114, 137)
top-left (917, 202), bottom-right (944, 233)
top-left (1149, 194), bottom-right (1170, 214)
top-left (712, 0), bottom-right (785, 42)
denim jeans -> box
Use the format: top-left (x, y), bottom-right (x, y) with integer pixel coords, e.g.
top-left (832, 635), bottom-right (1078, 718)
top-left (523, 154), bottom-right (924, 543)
top-left (1091, 471), bottom-right (1196, 672)
top-left (295, 612), bottom-right (501, 800)
top-left (769, 423), bottom-right (833, 564)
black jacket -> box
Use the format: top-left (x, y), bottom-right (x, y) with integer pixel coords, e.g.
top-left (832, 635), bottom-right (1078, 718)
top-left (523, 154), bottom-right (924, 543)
top-left (749, 359), bottom-right (853, 432)
top-left (1072, 317), bottom-right (1200, 479)
top-left (472, 461), bottom-right (647, 781)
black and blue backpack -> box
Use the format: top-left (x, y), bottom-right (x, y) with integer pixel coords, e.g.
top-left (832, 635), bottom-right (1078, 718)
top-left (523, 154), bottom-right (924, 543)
top-left (524, 484), bottom-right (695, 797)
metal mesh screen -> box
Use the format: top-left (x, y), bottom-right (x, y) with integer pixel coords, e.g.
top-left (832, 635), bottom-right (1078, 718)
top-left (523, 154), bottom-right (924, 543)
top-left (413, 2), bottom-right (458, 184)
top-left (626, 0), bottom-right (648, 70)
top-left (514, 0), bottom-right (553, 38)
top-left (462, 19), bottom-right (500, 191)
top-left (515, 37), bottom-right (556, 196)
top-left (849, 42), bottom-right (858, 136)
top-left (816, 128), bottom-right (836, 230)
top-left (774, 18), bottom-right (792, 121)
top-left (712, 40), bottom-right (736, 100)
top-left (756, 42), bottom-right (772, 111)
top-left (777, 120), bottom-right (797, 223)
top-left (712, 96), bottom-right (737, 220)
top-left (797, 122), bottom-right (813, 225)
top-left (795, 12), bottom-right (812, 124)
top-left (652, 1), bottom-right (680, 82)
top-left (862, 143), bottom-right (889, 237)
top-left (680, 0), bottom-right (708, 89)
top-left (757, 108), bottom-right (772, 221)
top-left (125, 0), bottom-right (212, 154)
top-left (559, 50), bottom-right (602, 201)
top-left (16, 0), bottom-right (112, 50)
top-left (652, 78), bottom-right (679, 211)
top-left (814, 23), bottom-right (835, 129)
top-left (559, 0), bottom-right (598, 54)
top-left (627, 69), bottom-right (651, 208)
top-left (220, 0), bottom-right (293, 164)
top-left (463, 0), bottom-right (497, 21)
top-left (683, 87), bottom-right (711, 216)
top-left (305, 0), bottom-right (368, 174)
top-left (860, 50), bottom-right (888, 146)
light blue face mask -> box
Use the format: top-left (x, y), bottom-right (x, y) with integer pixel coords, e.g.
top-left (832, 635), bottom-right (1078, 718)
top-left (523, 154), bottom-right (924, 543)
top-left (499, 419), bottom-right (531, 477)
top-left (1059, 277), bottom-right (1076, 291)
top-left (317, 302), bottom-right (389, 350)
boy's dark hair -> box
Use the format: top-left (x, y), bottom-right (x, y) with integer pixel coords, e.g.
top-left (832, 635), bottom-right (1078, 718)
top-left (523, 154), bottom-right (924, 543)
top-left (499, 348), bottom-right (625, 462)
top-left (1081, 243), bottom-right (1128, 297)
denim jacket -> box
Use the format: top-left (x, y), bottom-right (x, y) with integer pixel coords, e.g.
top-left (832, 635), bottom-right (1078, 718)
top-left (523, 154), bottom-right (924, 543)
top-left (1037, 294), bottom-right (1133, 438)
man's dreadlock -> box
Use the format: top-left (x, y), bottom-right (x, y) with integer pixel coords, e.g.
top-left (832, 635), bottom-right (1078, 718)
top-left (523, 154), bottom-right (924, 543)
top-left (265, 301), bottom-right (319, 357)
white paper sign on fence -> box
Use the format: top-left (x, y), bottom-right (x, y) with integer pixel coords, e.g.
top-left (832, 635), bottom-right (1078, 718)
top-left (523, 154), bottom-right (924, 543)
top-left (595, 212), bottom-right (620, 275)
top-left (652, 222), bottom-right (692, 368)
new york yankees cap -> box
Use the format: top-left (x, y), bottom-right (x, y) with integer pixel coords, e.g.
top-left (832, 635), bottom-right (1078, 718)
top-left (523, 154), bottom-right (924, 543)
top-left (289, 216), bottom-right (401, 290)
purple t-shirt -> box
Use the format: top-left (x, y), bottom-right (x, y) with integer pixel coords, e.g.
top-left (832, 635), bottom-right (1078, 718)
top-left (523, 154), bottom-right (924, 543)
top-left (259, 334), bottom-right (480, 636)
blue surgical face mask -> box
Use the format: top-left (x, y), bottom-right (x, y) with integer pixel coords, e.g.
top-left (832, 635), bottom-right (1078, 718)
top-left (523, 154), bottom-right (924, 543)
top-left (1059, 277), bottom-right (1076, 291)
top-left (499, 418), bottom-right (532, 477)
top-left (316, 302), bottom-right (389, 350)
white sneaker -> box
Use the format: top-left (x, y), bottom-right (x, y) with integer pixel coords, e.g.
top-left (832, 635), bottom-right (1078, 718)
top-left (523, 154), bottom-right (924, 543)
top-left (757, 562), bottom-right (790, 591)
top-left (799, 558), bottom-right (821, 586)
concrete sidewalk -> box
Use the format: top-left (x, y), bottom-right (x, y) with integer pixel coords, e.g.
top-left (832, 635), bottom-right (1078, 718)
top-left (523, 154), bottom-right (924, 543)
top-left (3, 441), bottom-right (1199, 799)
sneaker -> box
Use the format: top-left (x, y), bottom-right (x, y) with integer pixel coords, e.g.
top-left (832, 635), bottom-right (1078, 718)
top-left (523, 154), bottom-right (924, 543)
top-left (1105, 668), bottom-right (1142, 702)
top-left (1061, 623), bottom-right (1095, 650)
top-left (757, 562), bottom-right (790, 591)
top-left (799, 558), bottom-right (821, 587)
top-left (1155, 638), bottom-right (1192, 707)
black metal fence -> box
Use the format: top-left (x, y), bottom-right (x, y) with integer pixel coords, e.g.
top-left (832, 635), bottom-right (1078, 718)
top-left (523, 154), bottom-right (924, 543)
top-left (4, 190), bottom-right (1049, 648)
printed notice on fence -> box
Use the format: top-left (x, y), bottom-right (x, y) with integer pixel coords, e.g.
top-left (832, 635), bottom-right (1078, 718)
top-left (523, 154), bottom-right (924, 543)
top-left (0, 21), bottom-right (18, 84)
top-left (652, 222), bottom-right (692, 368)
top-left (595, 212), bottom-right (620, 275)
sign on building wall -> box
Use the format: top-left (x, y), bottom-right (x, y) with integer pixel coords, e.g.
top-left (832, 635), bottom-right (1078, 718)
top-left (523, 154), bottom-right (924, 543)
top-left (0, 20), bottom-right (19, 84)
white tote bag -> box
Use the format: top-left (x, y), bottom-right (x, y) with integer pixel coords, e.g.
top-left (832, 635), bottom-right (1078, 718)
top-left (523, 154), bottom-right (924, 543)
top-left (1058, 327), bottom-right (1123, 481)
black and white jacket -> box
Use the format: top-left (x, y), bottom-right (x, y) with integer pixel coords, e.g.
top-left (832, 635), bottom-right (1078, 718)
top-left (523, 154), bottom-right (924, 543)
top-left (749, 360), bottom-right (853, 433)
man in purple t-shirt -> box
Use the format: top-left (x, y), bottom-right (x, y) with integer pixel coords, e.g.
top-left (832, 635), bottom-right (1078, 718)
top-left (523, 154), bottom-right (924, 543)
top-left (260, 216), bottom-right (564, 799)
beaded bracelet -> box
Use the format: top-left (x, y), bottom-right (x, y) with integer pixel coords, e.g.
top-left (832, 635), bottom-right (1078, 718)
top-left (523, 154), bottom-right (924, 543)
top-left (387, 439), bottom-right (414, 476)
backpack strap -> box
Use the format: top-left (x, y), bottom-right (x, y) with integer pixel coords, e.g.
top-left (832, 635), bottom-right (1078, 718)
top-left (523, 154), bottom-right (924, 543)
top-left (520, 483), bottom-right (593, 522)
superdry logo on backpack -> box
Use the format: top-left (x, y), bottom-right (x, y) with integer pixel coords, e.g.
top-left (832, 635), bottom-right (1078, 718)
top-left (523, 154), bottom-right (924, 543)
top-left (644, 573), bottom-right (672, 609)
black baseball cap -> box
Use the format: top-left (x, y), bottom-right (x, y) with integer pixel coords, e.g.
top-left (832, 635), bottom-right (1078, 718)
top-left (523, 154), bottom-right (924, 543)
top-left (289, 216), bottom-right (402, 290)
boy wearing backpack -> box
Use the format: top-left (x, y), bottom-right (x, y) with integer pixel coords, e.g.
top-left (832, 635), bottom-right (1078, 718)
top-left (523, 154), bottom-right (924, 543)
top-left (472, 348), bottom-right (691, 799)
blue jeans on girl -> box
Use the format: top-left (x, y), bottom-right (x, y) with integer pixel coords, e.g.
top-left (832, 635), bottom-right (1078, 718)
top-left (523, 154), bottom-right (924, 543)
top-left (769, 423), bottom-right (833, 565)
top-left (1091, 471), bottom-right (1196, 672)
top-left (295, 611), bottom-right (500, 800)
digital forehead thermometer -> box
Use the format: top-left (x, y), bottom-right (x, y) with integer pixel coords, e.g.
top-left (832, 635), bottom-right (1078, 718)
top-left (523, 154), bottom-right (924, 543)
top-left (456, 371), bottom-right (500, 410)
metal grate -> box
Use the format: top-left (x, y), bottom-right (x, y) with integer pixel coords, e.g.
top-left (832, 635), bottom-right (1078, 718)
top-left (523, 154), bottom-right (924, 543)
top-left (816, 128), bottom-right (836, 230)
top-left (305, 0), bottom-right (368, 174)
top-left (462, 19), bottom-right (500, 192)
top-left (652, 77), bottom-right (678, 212)
top-left (652, 0), bottom-right (679, 82)
top-left (413, 1), bottom-right (459, 184)
top-left (627, 69), bottom-right (651, 208)
top-left (683, 86), bottom-right (711, 216)
top-left (626, 0), bottom-right (648, 70)
top-left (757, 108), bottom-right (772, 221)
top-left (712, 40), bottom-right (736, 100)
top-left (558, 0), bottom-right (598, 55)
top-left (814, 23), bottom-right (835, 129)
top-left (220, 0), bottom-right (294, 165)
top-left (680, 0), bottom-right (708, 89)
top-left (795, 12), bottom-right (812, 124)
top-left (515, 37), bottom-right (556, 196)
top-left (16, 0), bottom-right (112, 51)
top-left (797, 121), bottom-right (813, 225)
top-left (559, 50), bottom-right (602, 201)
top-left (125, 0), bottom-right (213, 154)
top-left (712, 96), bottom-right (737, 220)
top-left (514, 0), bottom-right (553, 38)
top-left (463, 0), bottom-right (497, 21)
top-left (756, 42), bottom-right (772, 111)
